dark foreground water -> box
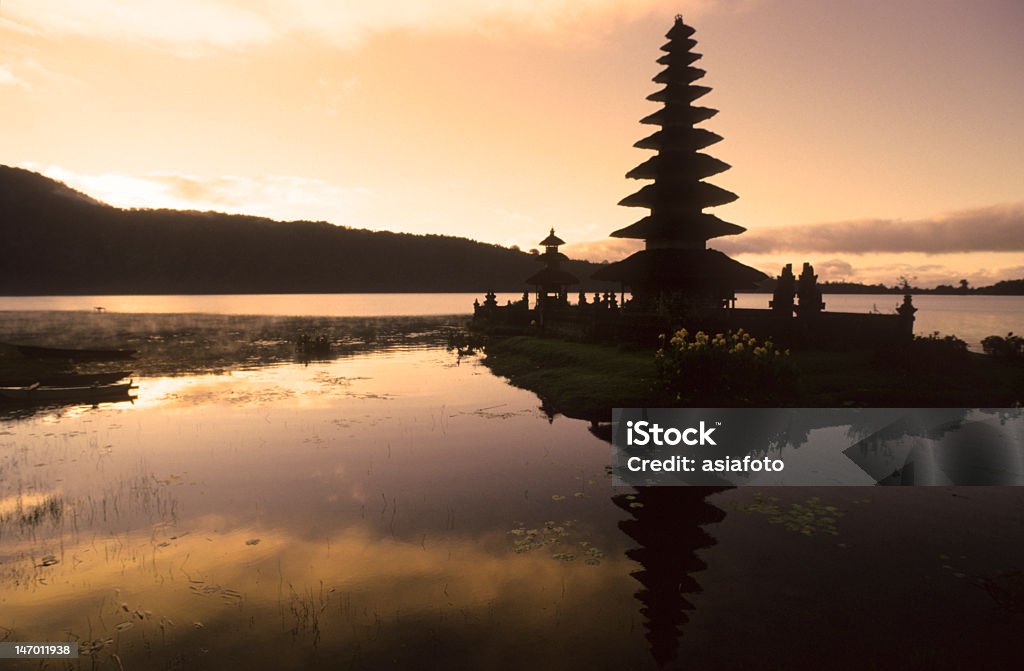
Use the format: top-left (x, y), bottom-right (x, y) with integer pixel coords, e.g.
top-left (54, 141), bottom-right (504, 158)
top-left (1, 317), bottom-right (1023, 669)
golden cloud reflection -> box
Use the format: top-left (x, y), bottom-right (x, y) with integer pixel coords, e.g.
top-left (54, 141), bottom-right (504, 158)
top-left (131, 355), bottom-right (412, 412)
top-left (0, 347), bottom-right (642, 667)
top-left (2, 518), bottom-right (641, 668)
top-left (0, 492), bottom-right (57, 518)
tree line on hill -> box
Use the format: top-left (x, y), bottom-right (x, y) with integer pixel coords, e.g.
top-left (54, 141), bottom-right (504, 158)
top-left (3, 165), bottom-right (1020, 296)
top-left (759, 279), bottom-right (1024, 295)
top-left (0, 166), bottom-right (615, 295)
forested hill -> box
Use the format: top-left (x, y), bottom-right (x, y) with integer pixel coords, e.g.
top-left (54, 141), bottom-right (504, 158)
top-left (0, 166), bottom-right (614, 295)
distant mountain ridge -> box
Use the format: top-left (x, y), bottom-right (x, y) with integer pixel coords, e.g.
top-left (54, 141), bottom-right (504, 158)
top-left (0, 166), bottom-right (614, 295)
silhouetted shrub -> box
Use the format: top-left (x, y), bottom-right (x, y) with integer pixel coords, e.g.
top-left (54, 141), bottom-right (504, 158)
top-left (655, 328), bottom-right (794, 405)
top-left (877, 332), bottom-right (970, 375)
top-left (982, 333), bottom-right (1024, 359)
top-left (914, 332), bottom-right (969, 356)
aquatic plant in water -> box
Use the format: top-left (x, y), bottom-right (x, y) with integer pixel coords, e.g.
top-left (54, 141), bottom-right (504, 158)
top-left (508, 520), bottom-right (605, 565)
top-left (734, 494), bottom-right (844, 537)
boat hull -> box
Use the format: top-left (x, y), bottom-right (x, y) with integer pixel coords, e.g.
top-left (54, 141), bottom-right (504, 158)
top-left (0, 371), bottom-right (132, 387)
top-left (0, 382), bottom-right (136, 402)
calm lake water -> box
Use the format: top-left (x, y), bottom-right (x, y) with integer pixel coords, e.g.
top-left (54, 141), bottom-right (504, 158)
top-left (1, 309), bottom-right (1023, 668)
top-left (1, 292), bottom-right (1021, 349)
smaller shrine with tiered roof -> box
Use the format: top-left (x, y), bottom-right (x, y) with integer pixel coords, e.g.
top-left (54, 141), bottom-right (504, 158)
top-left (525, 229), bottom-right (579, 304)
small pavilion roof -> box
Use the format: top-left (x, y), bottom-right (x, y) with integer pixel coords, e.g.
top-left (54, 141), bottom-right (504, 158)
top-left (539, 228), bottom-right (565, 247)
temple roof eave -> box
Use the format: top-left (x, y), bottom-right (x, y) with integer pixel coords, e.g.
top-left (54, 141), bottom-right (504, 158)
top-left (609, 214), bottom-right (746, 240)
top-left (618, 182), bottom-right (739, 209)
top-left (665, 18), bottom-right (697, 40)
top-left (525, 266), bottom-right (580, 286)
top-left (634, 128), bottom-right (723, 151)
top-left (590, 249), bottom-right (766, 287)
top-left (625, 153), bottom-right (731, 180)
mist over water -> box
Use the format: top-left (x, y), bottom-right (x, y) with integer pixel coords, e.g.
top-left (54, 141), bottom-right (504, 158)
top-left (1, 293), bottom-right (1020, 350)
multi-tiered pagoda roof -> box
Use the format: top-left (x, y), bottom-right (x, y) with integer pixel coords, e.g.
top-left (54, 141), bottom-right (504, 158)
top-left (594, 15), bottom-right (765, 307)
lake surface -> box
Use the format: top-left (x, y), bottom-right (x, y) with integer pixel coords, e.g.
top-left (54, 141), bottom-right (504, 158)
top-left (1, 311), bottom-right (1023, 669)
top-left (1, 293), bottom-right (1019, 350)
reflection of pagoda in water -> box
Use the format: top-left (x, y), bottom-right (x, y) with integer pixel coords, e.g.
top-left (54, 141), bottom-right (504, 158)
top-left (613, 487), bottom-right (729, 667)
top-left (593, 15), bottom-right (765, 310)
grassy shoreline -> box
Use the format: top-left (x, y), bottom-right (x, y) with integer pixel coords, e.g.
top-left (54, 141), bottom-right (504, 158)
top-left (482, 336), bottom-right (662, 422)
top-left (482, 336), bottom-right (1024, 421)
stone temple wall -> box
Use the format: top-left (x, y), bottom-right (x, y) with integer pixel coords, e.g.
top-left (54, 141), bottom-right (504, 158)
top-left (473, 302), bottom-right (914, 351)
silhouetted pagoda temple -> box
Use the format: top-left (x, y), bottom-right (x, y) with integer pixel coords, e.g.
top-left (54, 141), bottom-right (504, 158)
top-left (593, 15), bottom-right (765, 310)
top-left (472, 15), bottom-right (917, 350)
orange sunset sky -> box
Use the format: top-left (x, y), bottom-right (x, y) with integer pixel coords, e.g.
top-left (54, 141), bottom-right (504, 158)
top-left (2, 0), bottom-right (1022, 286)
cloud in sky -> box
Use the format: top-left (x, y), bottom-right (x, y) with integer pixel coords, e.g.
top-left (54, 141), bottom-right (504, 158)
top-left (2, 0), bottom-right (725, 53)
top-left (562, 203), bottom-right (1024, 262)
top-left (24, 164), bottom-right (372, 224)
top-left (562, 237), bottom-right (641, 263)
top-left (560, 235), bottom-right (1024, 285)
top-left (562, 202), bottom-right (1024, 286)
top-left (714, 203), bottom-right (1024, 255)
top-left (3, 1), bottom-right (274, 53)
top-left (0, 64), bottom-right (29, 88)
top-left (825, 262), bottom-right (1024, 289)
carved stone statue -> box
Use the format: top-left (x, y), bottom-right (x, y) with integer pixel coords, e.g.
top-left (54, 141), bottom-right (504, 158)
top-left (770, 263), bottom-right (796, 316)
top-left (795, 262), bottom-right (825, 316)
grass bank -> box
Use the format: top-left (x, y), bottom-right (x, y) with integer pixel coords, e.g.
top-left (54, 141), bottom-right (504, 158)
top-left (482, 336), bottom-right (662, 422)
top-left (482, 336), bottom-right (1023, 420)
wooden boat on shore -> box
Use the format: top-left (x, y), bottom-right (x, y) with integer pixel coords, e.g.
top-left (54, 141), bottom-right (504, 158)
top-left (6, 343), bottom-right (138, 361)
top-left (0, 381), bottom-right (136, 402)
top-left (0, 371), bottom-right (132, 388)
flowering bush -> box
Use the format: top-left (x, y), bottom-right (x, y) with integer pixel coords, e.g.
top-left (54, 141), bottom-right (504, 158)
top-left (655, 328), bottom-right (794, 405)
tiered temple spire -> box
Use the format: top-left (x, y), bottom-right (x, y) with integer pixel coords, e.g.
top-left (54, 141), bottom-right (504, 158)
top-left (594, 15), bottom-right (765, 309)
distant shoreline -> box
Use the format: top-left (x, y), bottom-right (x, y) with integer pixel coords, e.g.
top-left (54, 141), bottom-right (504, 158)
top-left (1, 288), bottom-right (1022, 297)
